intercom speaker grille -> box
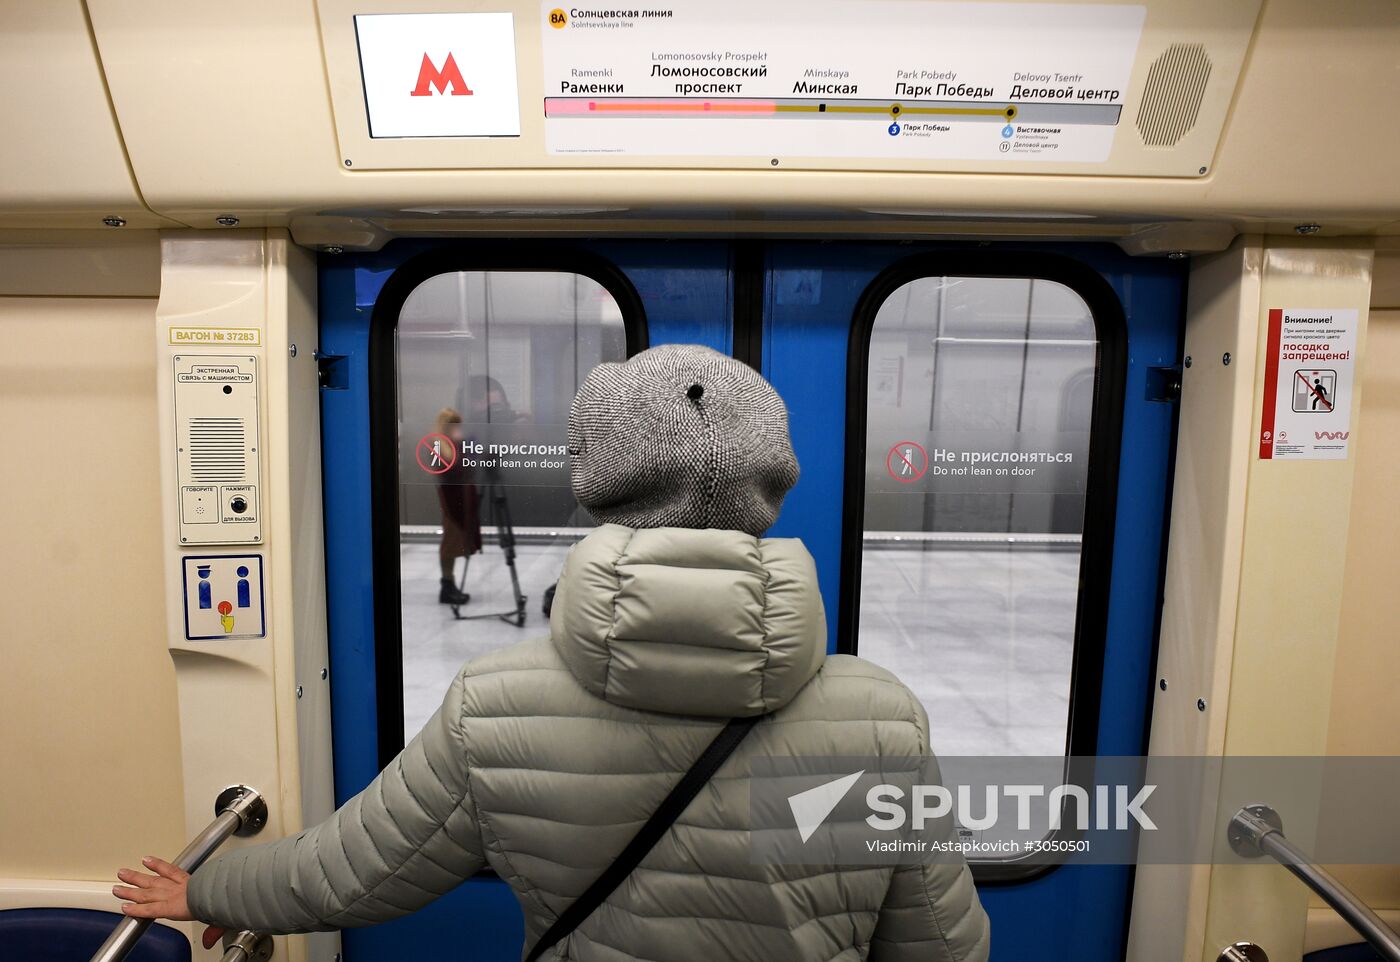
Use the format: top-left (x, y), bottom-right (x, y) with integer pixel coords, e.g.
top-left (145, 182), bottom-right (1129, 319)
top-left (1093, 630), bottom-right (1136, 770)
top-left (189, 417), bottom-right (247, 481)
top-left (1136, 43), bottom-right (1212, 148)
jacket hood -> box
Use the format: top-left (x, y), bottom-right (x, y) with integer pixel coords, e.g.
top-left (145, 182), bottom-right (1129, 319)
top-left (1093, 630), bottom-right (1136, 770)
top-left (549, 524), bottom-right (827, 717)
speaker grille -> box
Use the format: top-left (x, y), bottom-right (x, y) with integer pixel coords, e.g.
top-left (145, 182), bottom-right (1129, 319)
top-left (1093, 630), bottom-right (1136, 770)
top-left (189, 416), bottom-right (247, 481)
top-left (1136, 43), bottom-right (1212, 147)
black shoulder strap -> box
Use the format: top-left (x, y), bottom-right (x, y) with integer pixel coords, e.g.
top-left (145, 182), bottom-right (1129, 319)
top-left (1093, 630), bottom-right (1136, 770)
top-left (523, 714), bottom-right (764, 962)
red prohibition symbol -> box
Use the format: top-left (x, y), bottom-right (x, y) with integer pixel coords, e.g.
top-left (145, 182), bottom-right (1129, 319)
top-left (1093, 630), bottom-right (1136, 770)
top-left (416, 433), bottom-right (457, 475)
top-left (887, 441), bottom-right (928, 482)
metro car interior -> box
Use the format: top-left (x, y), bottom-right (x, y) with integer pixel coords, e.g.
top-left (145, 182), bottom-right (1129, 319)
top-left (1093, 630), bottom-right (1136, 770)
top-left (2, 3), bottom-right (1399, 962)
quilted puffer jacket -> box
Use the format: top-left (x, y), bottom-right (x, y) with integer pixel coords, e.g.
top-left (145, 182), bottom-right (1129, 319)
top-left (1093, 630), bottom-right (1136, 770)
top-left (187, 525), bottom-right (990, 961)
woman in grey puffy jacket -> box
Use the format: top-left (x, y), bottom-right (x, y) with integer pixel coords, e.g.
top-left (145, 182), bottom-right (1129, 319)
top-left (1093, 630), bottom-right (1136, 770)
top-left (113, 344), bottom-right (990, 962)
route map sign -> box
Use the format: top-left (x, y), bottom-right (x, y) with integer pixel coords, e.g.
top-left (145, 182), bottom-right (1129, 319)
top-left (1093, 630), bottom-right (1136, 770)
top-left (541, 1), bottom-right (1145, 163)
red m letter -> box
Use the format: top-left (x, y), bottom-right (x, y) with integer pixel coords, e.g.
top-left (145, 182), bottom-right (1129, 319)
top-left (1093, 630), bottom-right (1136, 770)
top-left (410, 52), bottom-right (473, 97)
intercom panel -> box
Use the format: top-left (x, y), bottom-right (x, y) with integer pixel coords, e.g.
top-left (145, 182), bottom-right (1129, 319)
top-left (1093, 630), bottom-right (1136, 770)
top-left (173, 354), bottom-right (262, 544)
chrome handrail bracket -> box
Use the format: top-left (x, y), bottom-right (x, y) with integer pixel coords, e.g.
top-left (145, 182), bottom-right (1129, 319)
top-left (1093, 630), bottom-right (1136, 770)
top-left (1227, 803), bottom-right (1284, 859)
top-left (1217, 942), bottom-right (1269, 962)
top-left (215, 784), bottom-right (269, 837)
top-left (220, 930), bottom-right (274, 962)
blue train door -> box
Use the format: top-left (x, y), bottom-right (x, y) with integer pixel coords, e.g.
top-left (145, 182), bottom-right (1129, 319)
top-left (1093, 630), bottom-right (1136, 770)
top-left (319, 240), bottom-right (738, 960)
top-left (319, 239), bottom-right (1181, 960)
top-left (761, 242), bottom-right (1183, 962)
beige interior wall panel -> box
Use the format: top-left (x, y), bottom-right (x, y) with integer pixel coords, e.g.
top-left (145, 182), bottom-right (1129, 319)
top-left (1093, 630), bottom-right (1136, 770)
top-left (0, 293), bottom-right (187, 882)
top-left (1125, 239), bottom-right (1262, 962)
top-left (1207, 4), bottom-right (1399, 221)
top-left (85, 0), bottom-right (1400, 228)
top-left (0, 230), bottom-right (160, 297)
top-left (1198, 243), bottom-right (1374, 962)
top-left (1305, 908), bottom-right (1400, 956)
top-left (263, 237), bottom-right (339, 962)
top-left (1324, 301), bottom-right (1400, 761)
top-left (1372, 249), bottom-right (1400, 308)
top-left (0, 4), bottom-right (170, 228)
top-left (1301, 298), bottom-right (1400, 952)
top-left (1129, 241), bottom-right (1379, 962)
top-left (86, 0), bottom-right (344, 228)
top-left (1325, 308), bottom-right (1400, 758)
top-left (266, 241), bottom-right (336, 836)
top-left (154, 231), bottom-right (332, 962)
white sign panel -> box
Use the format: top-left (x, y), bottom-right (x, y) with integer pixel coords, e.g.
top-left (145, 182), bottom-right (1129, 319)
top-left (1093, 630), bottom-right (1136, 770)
top-left (1258, 308), bottom-right (1358, 461)
top-left (541, 1), bottom-right (1145, 162)
top-left (182, 555), bottom-right (265, 641)
top-left (356, 13), bottom-right (521, 138)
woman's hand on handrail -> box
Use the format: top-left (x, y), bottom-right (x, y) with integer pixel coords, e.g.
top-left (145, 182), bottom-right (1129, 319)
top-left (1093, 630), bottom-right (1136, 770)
top-left (112, 856), bottom-right (193, 921)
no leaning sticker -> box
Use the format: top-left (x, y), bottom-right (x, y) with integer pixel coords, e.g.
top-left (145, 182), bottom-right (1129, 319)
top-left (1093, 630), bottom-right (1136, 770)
top-left (887, 441), bottom-right (929, 482)
top-left (1259, 308), bottom-right (1358, 460)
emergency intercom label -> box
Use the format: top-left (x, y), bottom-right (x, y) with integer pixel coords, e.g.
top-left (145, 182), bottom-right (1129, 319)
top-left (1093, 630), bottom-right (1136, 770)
top-left (541, 1), bottom-right (1144, 163)
top-left (1259, 308), bottom-right (1358, 461)
top-left (182, 555), bottom-right (265, 641)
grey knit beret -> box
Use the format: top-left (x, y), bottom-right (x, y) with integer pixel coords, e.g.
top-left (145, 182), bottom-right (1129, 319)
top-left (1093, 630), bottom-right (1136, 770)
top-left (568, 344), bottom-right (800, 536)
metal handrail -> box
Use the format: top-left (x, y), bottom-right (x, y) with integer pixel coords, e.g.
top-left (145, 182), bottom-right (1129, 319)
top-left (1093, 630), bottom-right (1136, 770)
top-left (89, 785), bottom-right (268, 962)
top-left (218, 930), bottom-right (273, 962)
top-left (1229, 804), bottom-right (1400, 962)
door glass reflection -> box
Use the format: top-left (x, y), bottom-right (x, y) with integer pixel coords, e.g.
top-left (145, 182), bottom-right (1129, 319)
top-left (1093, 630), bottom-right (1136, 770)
top-left (859, 276), bottom-right (1098, 759)
top-left (396, 270), bottom-right (629, 736)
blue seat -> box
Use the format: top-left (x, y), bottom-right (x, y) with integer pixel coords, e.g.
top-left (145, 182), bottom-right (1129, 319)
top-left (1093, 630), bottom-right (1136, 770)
top-left (0, 907), bottom-right (191, 962)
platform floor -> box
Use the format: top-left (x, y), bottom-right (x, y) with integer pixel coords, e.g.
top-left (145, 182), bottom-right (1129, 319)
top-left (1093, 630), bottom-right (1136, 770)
top-left (400, 540), bottom-right (1078, 757)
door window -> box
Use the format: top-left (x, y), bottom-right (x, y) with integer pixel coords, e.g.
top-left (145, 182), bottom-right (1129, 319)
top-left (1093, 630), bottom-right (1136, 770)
top-left (393, 269), bottom-right (634, 738)
top-left (856, 275), bottom-right (1099, 759)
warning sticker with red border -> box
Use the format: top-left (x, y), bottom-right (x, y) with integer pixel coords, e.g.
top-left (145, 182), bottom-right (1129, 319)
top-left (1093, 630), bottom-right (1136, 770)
top-left (1259, 307), bottom-right (1358, 461)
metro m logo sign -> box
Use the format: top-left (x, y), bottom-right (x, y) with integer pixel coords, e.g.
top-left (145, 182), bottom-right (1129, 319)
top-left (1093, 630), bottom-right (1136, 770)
top-left (355, 12), bottom-right (521, 138)
top-left (411, 52), bottom-right (473, 97)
